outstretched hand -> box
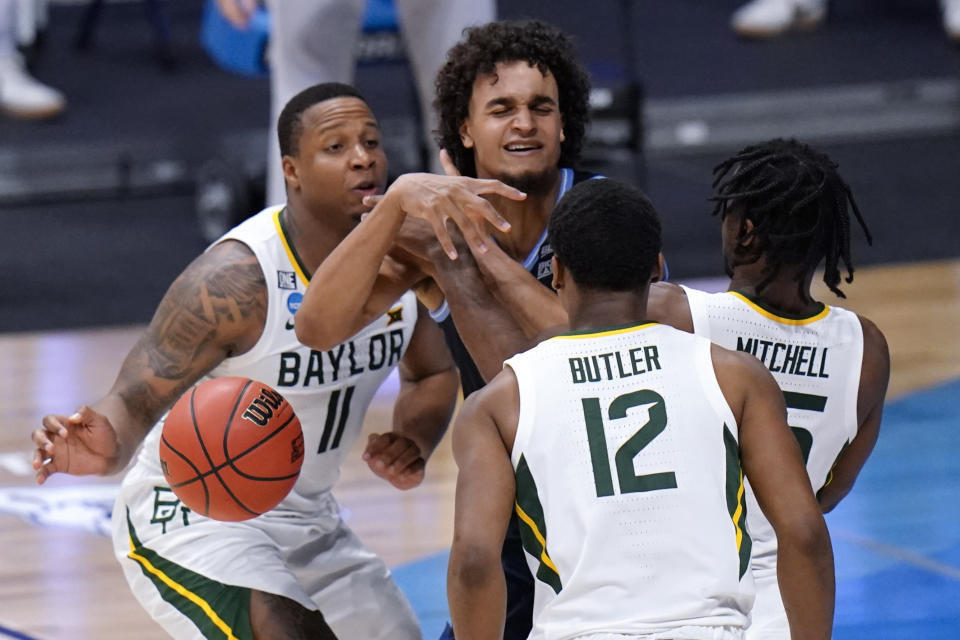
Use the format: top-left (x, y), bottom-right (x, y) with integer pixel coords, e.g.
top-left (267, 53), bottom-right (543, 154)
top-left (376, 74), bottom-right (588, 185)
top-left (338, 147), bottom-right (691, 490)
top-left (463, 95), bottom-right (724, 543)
top-left (31, 406), bottom-right (122, 484)
top-left (362, 149), bottom-right (525, 260)
top-left (362, 432), bottom-right (427, 490)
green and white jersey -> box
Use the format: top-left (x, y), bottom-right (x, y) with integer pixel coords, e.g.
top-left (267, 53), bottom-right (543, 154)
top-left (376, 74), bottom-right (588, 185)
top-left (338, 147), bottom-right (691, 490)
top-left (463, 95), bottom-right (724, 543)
top-left (132, 206), bottom-right (418, 516)
top-left (683, 286), bottom-right (863, 577)
top-left (505, 323), bottom-right (754, 640)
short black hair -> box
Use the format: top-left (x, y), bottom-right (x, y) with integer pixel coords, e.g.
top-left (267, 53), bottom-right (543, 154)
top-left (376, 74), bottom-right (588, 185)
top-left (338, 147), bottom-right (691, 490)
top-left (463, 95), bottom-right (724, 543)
top-left (434, 19), bottom-right (591, 177)
top-left (711, 138), bottom-right (871, 298)
top-left (277, 82), bottom-right (367, 158)
top-left (548, 178), bottom-right (662, 291)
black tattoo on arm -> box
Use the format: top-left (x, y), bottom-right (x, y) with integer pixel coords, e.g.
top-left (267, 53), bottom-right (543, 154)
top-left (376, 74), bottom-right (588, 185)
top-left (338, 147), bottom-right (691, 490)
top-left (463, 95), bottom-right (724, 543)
top-left (111, 241), bottom-right (267, 428)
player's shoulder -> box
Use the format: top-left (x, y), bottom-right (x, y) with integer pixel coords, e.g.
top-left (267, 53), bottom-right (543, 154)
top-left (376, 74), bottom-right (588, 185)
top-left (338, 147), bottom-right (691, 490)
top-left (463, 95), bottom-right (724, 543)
top-left (647, 282), bottom-right (694, 332)
top-left (178, 239), bottom-right (265, 299)
top-left (855, 313), bottom-right (888, 350)
top-left (854, 313), bottom-right (890, 384)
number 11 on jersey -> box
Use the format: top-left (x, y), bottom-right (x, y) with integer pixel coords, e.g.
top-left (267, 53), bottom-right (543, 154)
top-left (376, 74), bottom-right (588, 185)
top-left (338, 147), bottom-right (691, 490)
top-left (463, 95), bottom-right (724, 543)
top-left (581, 389), bottom-right (678, 498)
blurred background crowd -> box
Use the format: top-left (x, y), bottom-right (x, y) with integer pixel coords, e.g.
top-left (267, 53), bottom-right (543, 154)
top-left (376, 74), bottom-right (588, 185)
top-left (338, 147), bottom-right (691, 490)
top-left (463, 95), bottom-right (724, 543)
top-left (1, 0), bottom-right (958, 334)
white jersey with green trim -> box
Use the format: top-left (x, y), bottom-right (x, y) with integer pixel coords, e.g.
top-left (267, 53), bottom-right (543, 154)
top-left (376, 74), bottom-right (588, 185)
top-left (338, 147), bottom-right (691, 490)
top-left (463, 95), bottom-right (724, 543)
top-left (131, 206), bottom-right (418, 516)
top-left (505, 322), bottom-right (754, 640)
top-left (682, 285), bottom-right (863, 577)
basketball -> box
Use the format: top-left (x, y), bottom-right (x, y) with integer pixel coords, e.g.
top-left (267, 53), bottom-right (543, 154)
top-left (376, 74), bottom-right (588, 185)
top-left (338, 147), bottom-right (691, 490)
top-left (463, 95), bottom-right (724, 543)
top-left (159, 377), bottom-right (305, 521)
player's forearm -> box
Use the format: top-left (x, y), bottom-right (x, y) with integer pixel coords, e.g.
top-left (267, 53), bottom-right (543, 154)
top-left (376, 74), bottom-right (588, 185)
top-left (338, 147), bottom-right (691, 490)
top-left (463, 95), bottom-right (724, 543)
top-left (392, 367), bottom-right (459, 459)
top-left (431, 247), bottom-right (535, 381)
top-left (473, 242), bottom-right (567, 337)
top-left (447, 546), bottom-right (507, 640)
top-left (297, 196), bottom-right (407, 350)
top-left (777, 519), bottom-right (835, 639)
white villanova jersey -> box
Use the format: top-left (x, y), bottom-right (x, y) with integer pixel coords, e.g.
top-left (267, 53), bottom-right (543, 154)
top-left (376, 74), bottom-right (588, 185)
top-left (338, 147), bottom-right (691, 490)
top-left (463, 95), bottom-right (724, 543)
top-left (133, 206), bottom-right (417, 515)
top-left (506, 322), bottom-right (754, 640)
top-left (683, 286), bottom-right (863, 575)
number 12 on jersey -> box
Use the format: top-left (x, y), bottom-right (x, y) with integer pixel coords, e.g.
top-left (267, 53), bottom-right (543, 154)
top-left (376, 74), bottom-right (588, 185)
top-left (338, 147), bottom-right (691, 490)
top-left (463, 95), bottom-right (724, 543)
top-left (581, 389), bottom-right (677, 498)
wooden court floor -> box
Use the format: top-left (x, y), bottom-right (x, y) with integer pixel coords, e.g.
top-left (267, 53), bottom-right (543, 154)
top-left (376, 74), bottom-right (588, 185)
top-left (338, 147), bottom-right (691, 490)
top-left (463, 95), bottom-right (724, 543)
top-left (1, 259), bottom-right (958, 639)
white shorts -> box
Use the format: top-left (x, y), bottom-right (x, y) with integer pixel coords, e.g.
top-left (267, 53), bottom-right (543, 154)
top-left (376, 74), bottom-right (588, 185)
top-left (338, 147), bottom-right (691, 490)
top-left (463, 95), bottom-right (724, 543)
top-left (744, 569), bottom-right (789, 640)
top-left (574, 628), bottom-right (744, 640)
top-left (111, 471), bottom-right (421, 640)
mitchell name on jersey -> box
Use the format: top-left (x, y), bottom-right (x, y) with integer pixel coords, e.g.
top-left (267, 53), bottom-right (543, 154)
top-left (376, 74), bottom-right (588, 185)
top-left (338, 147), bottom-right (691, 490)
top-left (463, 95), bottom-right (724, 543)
top-left (735, 336), bottom-right (830, 379)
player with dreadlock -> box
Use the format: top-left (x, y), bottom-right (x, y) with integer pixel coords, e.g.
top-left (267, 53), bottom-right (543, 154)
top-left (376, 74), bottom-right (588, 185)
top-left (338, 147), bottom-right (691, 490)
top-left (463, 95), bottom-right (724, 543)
top-left (459, 136), bottom-right (889, 637)
top-left (648, 137), bottom-right (890, 638)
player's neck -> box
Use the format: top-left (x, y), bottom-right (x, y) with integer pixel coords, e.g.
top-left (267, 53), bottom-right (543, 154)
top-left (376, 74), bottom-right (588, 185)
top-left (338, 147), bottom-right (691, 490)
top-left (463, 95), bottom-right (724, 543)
top-left (728, 265), bottom-right (821, 316)
top-left (485, 169), bottom-right (562, 260)
top-left (567, 290), bottom-right (651, 332)
top-left (281, 203), bottom-right (349, 277)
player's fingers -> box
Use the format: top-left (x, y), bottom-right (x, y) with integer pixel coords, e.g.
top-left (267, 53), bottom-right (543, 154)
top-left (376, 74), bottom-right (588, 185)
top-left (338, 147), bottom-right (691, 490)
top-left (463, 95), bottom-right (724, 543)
top-left (402, 458), bottom-right (425, 476)
top-left (475, 178), bottom-right (526, 203)
top-left (362, 433), bottom-right (391, 461)
top-left (72, 404), bottom-right (103, 425)
top-left (40, 414), bottom-right (68, 439)
top-left (362, 195), bottom-right (384, 209)
top-left (438, 149), bottom-right (461, 177)
top-left (388, 447), bottom-right (421, 474)
top-left (34, 455), bottom-right (59, 484)
top-left (371, 437), bottom-right (415, 471)
top-left (463, 187), bottom-right (513, 232)
top-left (429, 217), bottom-right (459, 260)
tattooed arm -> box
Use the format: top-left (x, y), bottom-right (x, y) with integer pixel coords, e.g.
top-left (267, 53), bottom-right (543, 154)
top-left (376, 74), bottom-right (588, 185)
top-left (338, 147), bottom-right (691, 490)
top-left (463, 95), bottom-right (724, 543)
top-left (31, 240), bottom-right (268, 481)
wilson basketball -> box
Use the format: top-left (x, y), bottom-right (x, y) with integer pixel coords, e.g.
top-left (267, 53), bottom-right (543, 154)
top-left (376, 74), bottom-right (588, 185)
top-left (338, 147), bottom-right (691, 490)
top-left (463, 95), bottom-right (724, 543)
top-left (159, 377), bottom-right (305, 521)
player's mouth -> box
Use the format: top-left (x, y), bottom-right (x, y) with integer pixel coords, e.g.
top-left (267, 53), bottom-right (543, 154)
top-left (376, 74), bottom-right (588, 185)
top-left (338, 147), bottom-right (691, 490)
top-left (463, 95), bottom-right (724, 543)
top-left (350, 181), bottom-right (380, 197)
top-left (504, 141), bottom-right (542, 154)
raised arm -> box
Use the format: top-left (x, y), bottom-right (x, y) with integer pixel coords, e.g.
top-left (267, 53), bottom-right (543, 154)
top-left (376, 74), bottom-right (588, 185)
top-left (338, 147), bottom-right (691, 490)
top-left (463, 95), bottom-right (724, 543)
top-left (817, 315), bottom-right (890, 512)
top-left (471, 239), bottom-right (568, 337)
top-left (296, 172), bottom-right (524, 351)
top-left (717, 346), bottom-right (834, 640)
top-left (362, 302), bottom-right (460, 490)
top-left (32, 240), bottom-right (267, 481)
top-left (447, 369), bottom-right (520, 639)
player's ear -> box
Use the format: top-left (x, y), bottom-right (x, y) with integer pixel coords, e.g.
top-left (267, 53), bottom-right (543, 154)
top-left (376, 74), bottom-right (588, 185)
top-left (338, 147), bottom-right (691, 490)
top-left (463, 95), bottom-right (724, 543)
top-left (551, 255), bottom-right (564, 290)
top-left (650, 253), bottom-right (665, 283)
top-left (459, 121), bottom-right (475, 149)
top-left (739, 217), bottom-right (756, 248)
top-left (282, 155), bottom-right (301, 191)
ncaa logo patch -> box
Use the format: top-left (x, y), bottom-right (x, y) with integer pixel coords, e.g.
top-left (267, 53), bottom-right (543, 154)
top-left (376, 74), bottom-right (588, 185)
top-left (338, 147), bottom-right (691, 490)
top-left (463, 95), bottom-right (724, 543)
top-left (277, 271), bottom-right (297, 290)
top-left (286, 292), bottom-right (303, 315)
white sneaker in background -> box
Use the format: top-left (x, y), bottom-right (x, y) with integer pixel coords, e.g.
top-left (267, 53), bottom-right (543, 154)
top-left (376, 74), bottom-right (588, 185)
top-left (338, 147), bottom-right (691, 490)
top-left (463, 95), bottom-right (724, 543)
top-left (943, 0), bottom-right (960, 41)
top-left (0, 53), bottom-right (66, 120)
top-left (731, 0), bottom-right (828, 38)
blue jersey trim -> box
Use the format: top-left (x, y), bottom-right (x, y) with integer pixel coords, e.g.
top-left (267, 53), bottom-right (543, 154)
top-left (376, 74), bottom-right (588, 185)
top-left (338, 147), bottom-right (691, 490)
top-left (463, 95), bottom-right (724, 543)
top-left (521, 168), bottom-right (576, 270)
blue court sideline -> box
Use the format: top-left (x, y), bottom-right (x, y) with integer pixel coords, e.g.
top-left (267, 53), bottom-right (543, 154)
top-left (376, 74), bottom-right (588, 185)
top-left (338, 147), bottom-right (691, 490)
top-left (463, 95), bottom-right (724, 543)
top-left (393, 377), bottom-right (960, 639)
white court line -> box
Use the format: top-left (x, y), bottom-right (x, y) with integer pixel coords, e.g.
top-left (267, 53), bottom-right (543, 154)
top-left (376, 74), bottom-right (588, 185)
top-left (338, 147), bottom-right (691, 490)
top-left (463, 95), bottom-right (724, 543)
top-left (833, 529), bottom-right (960, 581)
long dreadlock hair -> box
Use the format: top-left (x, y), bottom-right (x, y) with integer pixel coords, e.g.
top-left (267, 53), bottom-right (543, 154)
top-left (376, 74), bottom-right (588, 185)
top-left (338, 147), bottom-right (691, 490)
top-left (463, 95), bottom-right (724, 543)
top-left (711, 138), bottom-right (872, 298)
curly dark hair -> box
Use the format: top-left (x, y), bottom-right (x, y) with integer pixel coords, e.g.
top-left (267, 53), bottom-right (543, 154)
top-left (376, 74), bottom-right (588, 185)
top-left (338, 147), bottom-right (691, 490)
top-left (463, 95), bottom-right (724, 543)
top-left (433, 19), bottom-right (591, 177)
top-left (712, 138), bottom-right (872, 298)
top-left (549, 178), bottom-right (662, 291)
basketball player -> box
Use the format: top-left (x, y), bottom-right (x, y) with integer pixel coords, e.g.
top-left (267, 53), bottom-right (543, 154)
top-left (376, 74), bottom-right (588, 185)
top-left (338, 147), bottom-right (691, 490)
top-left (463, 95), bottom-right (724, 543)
top-left (644, 138), bottom-right (889, 638)
top-left (292, 20), bottom-right (599, 638)
top-left (468, 138), bottom-right (889, 638)
top-left (31, 83), bottom-right (462, 640)
top-left (447, 178), bottom-right (834, 640)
